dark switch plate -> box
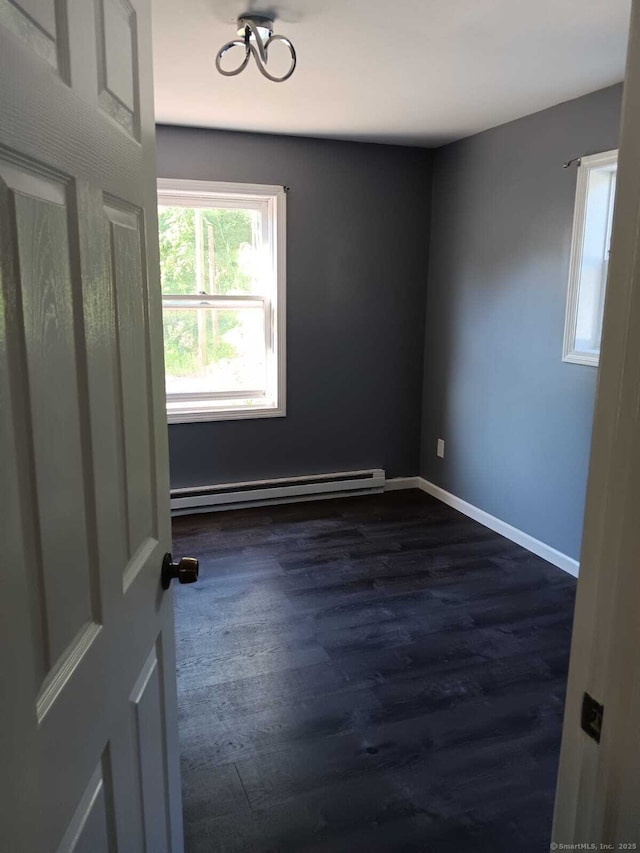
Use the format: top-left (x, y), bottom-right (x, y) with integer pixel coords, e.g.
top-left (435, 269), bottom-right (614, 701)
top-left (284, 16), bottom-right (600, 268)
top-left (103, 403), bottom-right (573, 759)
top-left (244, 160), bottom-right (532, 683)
top-left (581, 692), bottom-right (604, 743)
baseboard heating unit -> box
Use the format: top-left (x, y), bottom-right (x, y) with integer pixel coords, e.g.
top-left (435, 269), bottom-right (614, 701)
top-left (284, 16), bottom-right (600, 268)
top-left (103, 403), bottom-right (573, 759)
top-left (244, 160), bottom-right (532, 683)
top-left (170, 468), bottom-right (386, 515)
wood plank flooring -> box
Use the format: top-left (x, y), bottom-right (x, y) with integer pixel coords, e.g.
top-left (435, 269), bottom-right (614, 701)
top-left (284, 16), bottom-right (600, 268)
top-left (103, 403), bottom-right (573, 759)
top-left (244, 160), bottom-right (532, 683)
top-left (172, 489), bottom-right (576, 853)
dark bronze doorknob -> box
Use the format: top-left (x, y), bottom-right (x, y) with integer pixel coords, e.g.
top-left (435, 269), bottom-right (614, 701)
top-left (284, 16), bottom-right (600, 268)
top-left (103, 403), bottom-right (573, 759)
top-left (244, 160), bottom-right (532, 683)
top-left (161, 553), bottom-right (199, 590)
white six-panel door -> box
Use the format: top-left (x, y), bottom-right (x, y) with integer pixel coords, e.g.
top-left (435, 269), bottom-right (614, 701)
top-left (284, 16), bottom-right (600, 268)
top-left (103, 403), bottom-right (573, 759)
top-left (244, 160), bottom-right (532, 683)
top-left (0, 1), bottom-right (183, 850)
top-left (553, 2), bottom-right (640, 844)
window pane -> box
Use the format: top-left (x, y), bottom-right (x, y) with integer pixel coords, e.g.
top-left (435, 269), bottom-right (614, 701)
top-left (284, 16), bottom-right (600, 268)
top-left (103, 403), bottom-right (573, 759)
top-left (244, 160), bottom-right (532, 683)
top-left (163, 305), bottom-right (266, 395)
top-left (574, 167), bottom-right (616, 355)
top-left (158, 205), bottom-right (269, 296)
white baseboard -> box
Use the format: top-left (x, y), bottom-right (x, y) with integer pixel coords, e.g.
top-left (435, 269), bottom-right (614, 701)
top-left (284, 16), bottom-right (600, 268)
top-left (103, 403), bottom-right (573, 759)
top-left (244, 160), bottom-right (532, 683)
top-left (384, 477), bottom-right (420, 491)
top-left (417, 478), bottom-right (580, 578)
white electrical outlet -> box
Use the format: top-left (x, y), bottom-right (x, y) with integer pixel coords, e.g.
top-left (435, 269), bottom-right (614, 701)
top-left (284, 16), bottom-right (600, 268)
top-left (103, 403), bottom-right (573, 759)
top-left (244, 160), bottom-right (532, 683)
top-left (437, 438), bottom-right (445, 458)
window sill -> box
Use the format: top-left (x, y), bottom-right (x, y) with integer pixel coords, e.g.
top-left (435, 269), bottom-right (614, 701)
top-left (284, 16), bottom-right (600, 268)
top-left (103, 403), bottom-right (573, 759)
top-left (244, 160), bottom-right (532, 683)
top-left (167, 405), bottom-right (286, 424)
top-left (562, 350), bottom-right (600, 367)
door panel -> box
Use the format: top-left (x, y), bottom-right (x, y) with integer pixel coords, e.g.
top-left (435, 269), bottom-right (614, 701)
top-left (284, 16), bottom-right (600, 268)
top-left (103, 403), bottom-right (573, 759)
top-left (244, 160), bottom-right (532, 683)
top-left (55, 761), bottom-right (117, 853)
top-left (0, 0), bottom-right (62, 71)
top-left (96, 0), bottom-right (139, 137)
top-left (105, 201), bottom-right (156, 568)
top-left (131, 646), bottom-right (171, 852)
top-left (0, 0), bottom-right (183, 850)
top-left (4, 163), bottom-right (99, 673)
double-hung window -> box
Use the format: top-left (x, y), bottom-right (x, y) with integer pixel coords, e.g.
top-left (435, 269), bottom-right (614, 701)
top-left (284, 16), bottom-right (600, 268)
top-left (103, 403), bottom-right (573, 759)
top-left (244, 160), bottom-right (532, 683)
top-left (157, 179), bottom-right (286, 421)
top-left (563, 150), bottom-right (618, 366)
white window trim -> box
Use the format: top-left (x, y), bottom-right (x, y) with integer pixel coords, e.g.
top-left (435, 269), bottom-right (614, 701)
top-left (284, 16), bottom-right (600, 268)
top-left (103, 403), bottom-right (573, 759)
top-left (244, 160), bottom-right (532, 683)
top-left (157, 178), bottom-right (286, 423)
top-left (562, 149), bottom-right (618, 367)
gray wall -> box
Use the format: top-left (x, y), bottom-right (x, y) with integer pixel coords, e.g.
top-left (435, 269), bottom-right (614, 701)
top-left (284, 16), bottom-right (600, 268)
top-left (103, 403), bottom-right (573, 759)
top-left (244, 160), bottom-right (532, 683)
top-left (421, 84), bottom-right (623, 560)
top-left (156, 127), bottom-right (432, 488)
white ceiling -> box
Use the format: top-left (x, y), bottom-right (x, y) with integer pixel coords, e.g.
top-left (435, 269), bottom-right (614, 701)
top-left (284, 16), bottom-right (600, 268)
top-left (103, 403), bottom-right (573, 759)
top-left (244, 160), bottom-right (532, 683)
top-left (152, 0), bottom-right (631, 147)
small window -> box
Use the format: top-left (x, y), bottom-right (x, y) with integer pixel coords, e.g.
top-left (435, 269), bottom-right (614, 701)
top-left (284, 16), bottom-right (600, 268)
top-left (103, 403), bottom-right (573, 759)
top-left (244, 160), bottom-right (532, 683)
top-left (157, 179), bottom-right (286, 422)
top-left (563, 149), bottom-right (618, 366)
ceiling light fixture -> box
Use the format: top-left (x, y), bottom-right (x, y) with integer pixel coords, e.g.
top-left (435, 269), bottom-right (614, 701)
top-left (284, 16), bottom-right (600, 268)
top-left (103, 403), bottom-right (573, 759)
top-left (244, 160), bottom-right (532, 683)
top-left (215, 14), bottom-right (296, 83)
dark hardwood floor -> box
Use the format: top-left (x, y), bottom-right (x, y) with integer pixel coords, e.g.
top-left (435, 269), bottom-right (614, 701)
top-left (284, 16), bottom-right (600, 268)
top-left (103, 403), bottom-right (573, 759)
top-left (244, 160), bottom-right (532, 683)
top-left (172, 489), bottom-right (576, 853)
